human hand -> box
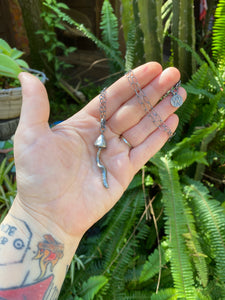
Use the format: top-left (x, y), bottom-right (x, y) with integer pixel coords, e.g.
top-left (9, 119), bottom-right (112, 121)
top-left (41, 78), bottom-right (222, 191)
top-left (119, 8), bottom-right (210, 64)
top-left (13, 62), bottom-right (186, 241)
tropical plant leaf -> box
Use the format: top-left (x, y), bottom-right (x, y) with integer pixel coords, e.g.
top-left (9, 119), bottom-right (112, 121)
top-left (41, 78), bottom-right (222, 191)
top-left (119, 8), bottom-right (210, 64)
top-left (15, 59), bottom-right (29, 69)
top-left (10, 48), bottom-right (24, 60)
top-left (0, 53), bottom-right (22, 78)
top-left (0, 38), bottom-right (11, 55)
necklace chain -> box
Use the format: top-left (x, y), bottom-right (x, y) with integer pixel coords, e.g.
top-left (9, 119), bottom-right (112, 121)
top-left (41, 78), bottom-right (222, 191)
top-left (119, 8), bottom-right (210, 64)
top-left (95, 69), bottom-right (181, 188)
top-left (126, 70), bottom-right (179, 137)
top-left (99, 87), bottom-right (107, 133)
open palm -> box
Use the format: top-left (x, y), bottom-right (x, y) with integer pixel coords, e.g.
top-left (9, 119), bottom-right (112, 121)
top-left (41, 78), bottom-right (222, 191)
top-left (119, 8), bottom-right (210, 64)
top-left (13, 62), bottom-right (186, 238)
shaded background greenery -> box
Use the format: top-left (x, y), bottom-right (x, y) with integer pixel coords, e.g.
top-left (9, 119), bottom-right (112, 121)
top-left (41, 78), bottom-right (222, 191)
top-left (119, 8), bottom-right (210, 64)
top-left (1, 0), bottom-right (225, 299)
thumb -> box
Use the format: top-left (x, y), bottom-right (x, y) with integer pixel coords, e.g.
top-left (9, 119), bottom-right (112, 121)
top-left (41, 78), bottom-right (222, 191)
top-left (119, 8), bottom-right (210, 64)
top-left (18, 72), bottom-right (50, 129)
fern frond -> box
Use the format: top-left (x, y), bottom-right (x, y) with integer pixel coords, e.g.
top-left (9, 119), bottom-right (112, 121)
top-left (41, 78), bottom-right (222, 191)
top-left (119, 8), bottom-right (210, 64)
top-left (201, 91), bottom-right (225, 124)
top-left (116, 291), bottom-right (154, 300)
top-left (78, 275), bottom-right (108, 300)
top-left (125, 23), bottom-right (136, 71)
top-left (174, 63), bottom-right (209, 140)
top-left (168, 34), bottom-right (204, 66)
top-left (139, 246), bottom-right (166, 283)
top-left (185, 178), bottom-right (225, 291)
top-left (150, 288), bottom-right (177, 300)
top-left (182, 205), bottom-right (208, 287)
top-left (100, 0), bottom-right (120, 52)
top-left (161, 0), bottom-right (173, 37)
top-left (44, 2), bottom-right (124, 69)
top-left (152, 156), bottom-right (195, 299)
top-left (200, 48), bottom-right (224, 88)
top-left (212, 0), bottom-right (225, 71)
top-left (100, 0), bottom-right (122, 73)
top-left (170, 123), bottom-right (218, 156)
top-left (173, 149), bottom-right (208, 170)
top-left (103, 189), bottom-right (144, 270)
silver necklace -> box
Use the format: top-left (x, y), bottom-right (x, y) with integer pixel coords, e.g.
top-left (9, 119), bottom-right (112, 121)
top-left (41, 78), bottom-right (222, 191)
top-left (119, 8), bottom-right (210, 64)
top-left (126, 70), bottom-right (177, 137)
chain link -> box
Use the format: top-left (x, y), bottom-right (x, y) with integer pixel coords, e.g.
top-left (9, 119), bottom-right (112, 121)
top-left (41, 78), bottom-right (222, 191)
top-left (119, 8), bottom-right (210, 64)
top-left (125, 70), bottom-right (181, 138)
top-left (160, 80), bottom-right (181, 99)
top-left (99, 87), bottom-right (107, 133)
top-left (98, 71), bottom-right (181, 137)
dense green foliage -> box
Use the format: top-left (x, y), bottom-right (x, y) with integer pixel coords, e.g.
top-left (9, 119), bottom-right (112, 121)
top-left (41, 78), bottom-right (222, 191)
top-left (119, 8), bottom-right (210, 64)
top-left (0, 0), bottom-right (224, 299)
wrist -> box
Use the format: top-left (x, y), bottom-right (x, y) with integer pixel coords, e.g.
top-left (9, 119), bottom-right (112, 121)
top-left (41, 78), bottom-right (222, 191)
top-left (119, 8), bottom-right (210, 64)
top-left (0, 196), bottom-right (82, 297)
top-left (7, 195), bottom-right (82, 261)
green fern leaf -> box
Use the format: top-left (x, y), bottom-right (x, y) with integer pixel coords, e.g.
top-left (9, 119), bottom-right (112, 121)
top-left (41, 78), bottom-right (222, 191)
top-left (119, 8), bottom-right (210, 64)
top-left (152, 156), bottom-right (195, 299)
top-left (212, 0), bottom-right (225, 70)
top-left (200, 48), bottom-right (224, 88)
top-left (185, 178), bottom-right (225, 290)
top-left (168, 34), bottom-right (204, 66)
top-left (139, 246), bottom-right (166, 283)
top-left (175, 63), bottom-right (209, 140)
top-left (151, 288), bottom-right (177, 300)
top-left (171, 123), bottom-right (218, 156)
top-left (78, 275), bottom-right (108, 300)
top-left (161, 0), bottom-right (173, 37)
top-left (44, 2), bottom-right (124, 69)
top-left (100, 0), bottom-right (120, 55)
top-left (182, 205), bottom-right (208, 287)
top-left (125, 23), bottom-right (136, 71)
top-left (173, 149), bottom-right (208, 170)
top-left (116, 291), bottom-right (155, 299)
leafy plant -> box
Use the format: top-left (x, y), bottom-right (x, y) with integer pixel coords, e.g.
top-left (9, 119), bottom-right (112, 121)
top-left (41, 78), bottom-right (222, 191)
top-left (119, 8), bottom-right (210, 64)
top-left (44, 0), bottom-right (124, 74)
top-left (212, 0), bottom-right (225, 74)
top-left (1, 1), bottom-right (224, 299)
top-left (36, 0), bottom-right (76, 80)
top-left (57, 1), bottom-right (225, 299)
top-left (0, 38), bottom-right (29, 81)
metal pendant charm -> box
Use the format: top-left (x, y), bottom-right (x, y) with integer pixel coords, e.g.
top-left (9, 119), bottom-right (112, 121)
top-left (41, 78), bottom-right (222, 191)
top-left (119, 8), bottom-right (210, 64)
top-left (171, 94), bottom-right (183, 108)
top-left (94, 134), bottom-right (109, 189)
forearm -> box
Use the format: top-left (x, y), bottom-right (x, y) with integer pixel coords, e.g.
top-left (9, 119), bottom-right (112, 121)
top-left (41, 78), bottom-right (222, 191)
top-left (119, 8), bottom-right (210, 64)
top-left (0, 196), bottom-right (81, 299)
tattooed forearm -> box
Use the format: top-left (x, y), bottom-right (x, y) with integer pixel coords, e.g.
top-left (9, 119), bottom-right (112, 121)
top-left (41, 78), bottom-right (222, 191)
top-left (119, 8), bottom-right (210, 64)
top-left (0, 215), bottom-right (65, 300)
top-left (0, 216), bottom-right (32, 265)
